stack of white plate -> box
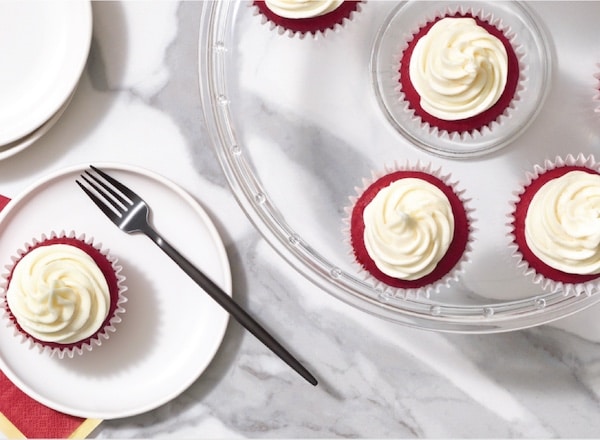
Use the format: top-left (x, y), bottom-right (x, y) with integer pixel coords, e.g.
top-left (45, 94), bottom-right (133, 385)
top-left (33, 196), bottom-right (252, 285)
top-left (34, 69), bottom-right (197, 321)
top-left (0, 1), bottom-right (92, 160)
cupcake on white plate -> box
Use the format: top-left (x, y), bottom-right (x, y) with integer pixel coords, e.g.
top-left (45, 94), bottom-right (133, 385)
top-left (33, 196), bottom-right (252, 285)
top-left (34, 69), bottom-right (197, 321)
top-left (1, 231), bottom-right (127, 358)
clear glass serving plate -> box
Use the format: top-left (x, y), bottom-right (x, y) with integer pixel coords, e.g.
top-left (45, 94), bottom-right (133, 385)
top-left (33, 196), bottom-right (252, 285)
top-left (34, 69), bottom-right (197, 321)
top-left (198, 0), bottom-right (600, 332)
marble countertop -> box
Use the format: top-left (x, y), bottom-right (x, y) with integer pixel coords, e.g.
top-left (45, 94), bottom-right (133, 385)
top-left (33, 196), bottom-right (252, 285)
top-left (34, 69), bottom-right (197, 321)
top-left (3, 1), bottom-right (600, 438)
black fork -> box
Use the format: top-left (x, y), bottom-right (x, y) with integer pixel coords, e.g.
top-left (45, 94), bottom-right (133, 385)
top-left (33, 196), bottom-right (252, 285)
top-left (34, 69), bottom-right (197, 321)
top-left (77, 165), bottom-right (317, 386)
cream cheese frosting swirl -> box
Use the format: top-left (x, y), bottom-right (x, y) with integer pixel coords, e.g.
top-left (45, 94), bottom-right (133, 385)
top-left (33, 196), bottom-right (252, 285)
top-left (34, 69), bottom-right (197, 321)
top-left (264, 0), bottom-right (343, 19)
top-left (409, 17), bottom-right (508, 121)
top-left (363, 178), bottom-right (454, 280)
top-left (6, 244), bottom-right (110, 343)
top-left (525, 170), bottom-right (600, 275)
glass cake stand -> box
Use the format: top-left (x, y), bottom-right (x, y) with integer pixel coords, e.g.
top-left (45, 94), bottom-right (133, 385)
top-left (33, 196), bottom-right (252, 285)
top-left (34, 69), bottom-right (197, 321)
top-left (198, 1), bottom-right (600, 332)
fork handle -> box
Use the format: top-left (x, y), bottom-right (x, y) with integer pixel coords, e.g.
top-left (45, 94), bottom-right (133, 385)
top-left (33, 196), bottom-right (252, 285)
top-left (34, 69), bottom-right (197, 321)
top-left (143, 228), bottom-right (318, 386)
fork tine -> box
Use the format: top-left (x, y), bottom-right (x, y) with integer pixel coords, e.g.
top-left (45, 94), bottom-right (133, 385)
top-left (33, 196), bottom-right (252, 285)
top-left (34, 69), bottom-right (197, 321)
top-left (76, 180), bottom-right (122, 222)
top-left (84, 170), bottom-right (131, 209)
top-left (90, 165), bottom-right (138, 202)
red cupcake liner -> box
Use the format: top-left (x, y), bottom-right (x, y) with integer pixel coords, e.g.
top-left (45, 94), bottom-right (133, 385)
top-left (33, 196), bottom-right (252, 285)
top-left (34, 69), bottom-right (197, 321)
top-left (509, 154), bottom-right (600, 296)
top-left (397, 7), bottom-right (522, 135)
top-left (345, 162), bottom-right (474, 298)
top-left (251, 0), bottom-right (362, 38)
top-left (0, 231), bottom-right (127, 358)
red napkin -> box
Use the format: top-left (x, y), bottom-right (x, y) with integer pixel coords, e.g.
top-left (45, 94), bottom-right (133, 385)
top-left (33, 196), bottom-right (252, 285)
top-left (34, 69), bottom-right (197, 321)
top-left (0, 195), bottom-right (8, 212)
top-left (0, 194), bottom-right (101, 439)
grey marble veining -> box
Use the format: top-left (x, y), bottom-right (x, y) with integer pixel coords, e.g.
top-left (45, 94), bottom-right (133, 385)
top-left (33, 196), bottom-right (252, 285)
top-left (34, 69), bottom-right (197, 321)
top-left (2, 1), bottom-right (600, 438)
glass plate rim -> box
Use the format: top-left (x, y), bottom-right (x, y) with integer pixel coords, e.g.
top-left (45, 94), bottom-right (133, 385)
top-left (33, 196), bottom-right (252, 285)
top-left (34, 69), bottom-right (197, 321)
top-left (197, 0), bottom-right (600, 333)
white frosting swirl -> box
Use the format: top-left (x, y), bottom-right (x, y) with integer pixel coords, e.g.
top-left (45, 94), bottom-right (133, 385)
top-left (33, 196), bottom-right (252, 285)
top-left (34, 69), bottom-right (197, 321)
top-left (264, 0), bottom-right (343, 19)
top-left (525, 170), bottom-right (600, 275)
top-left (363, 178), bottom-right (455, 280)
top-left (6, 244), bottom-right (110, 344)
top-left (409, 17), bottom-right (508, 121)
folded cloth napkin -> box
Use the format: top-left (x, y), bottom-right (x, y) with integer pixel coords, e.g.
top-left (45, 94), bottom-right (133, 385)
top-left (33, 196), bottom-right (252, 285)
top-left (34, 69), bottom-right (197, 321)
top-left (0, 194), bottom-right (102, 439)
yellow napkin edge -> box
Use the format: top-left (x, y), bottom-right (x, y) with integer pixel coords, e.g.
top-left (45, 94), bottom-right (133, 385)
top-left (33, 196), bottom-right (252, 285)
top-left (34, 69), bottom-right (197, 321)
top-left (68, 418), bottom-right (103, 439)
top-left (0, 413), bottom-right (25, 439)
top-left (0, 413), bottom-right (102, 439)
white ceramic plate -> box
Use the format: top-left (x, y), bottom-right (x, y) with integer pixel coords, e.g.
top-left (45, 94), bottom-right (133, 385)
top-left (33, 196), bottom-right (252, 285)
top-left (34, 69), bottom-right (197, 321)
top-left (0, 1), bottom-right (92, 146)
top-left (0, 163), bottom-right (232, 419)
top-left (0, 91), bottom-right (74, 161)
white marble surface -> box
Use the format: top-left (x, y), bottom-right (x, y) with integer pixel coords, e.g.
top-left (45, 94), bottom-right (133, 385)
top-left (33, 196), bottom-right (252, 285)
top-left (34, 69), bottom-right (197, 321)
top-left (3, 1), bottom-right (600, 438)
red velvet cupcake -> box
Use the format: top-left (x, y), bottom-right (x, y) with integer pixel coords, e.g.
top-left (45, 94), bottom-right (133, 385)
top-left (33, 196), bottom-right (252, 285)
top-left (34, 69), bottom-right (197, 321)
top-left (252, 0), bottom-right (362, 38)
top-left (346, 163), bottom-right (473, 297)
top-left (398, 11), bottom-right (521, 135)
top-left (1, 231), bottom-right (127, 358)
top-left (509, 154), bottom-right (600, 296)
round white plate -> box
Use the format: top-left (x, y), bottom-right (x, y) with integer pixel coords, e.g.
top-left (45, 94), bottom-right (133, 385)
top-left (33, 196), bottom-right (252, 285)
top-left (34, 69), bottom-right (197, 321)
top-left (0, 91), bottom-right (74, 161)
top-left (0, 163), bottom-right (232, 419)
top-left (0, 1), bottom-right (92, 146)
